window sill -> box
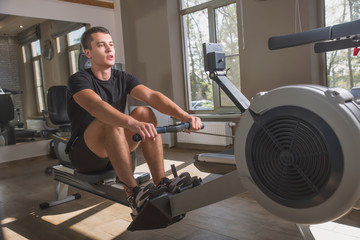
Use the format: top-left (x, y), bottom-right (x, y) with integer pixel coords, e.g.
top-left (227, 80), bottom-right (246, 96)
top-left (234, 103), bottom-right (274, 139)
top-left (193, 113), bottom-right (241, 122)
top-left (28, 116), bottom-right (43, 120)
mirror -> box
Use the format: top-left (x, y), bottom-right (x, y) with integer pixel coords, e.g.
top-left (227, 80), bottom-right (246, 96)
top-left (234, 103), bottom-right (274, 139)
top-left (0, 13), bottom-right (87, 147)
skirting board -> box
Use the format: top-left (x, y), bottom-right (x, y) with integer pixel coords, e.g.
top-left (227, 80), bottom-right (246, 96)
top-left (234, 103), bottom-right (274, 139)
top-left (0, 139), bottom-right (51, 163)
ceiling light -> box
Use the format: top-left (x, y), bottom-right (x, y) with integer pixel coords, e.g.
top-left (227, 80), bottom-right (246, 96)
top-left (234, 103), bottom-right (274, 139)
top-left (20, 25), bottom-right (23, 29)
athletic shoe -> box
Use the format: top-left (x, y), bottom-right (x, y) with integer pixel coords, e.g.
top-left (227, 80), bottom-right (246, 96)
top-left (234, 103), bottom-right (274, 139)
top-left (127, 182), bottom-right (166, 218)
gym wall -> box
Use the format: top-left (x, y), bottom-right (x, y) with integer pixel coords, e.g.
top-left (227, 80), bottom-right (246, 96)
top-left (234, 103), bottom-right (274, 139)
top-left (239, 0), bottom-right (326, 99)
top-left (120, 0), bottom-right (326, 110)
top-left (120, 0), bottom-right (185, 109)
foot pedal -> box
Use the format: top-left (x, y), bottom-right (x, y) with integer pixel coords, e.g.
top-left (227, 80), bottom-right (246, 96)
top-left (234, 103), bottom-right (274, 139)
top-left (127, 193), bottom-right (185, 231)
top-left (171, 164), bottom-right (178, 177)
top-left (168, 164), bottom-right (203, 193)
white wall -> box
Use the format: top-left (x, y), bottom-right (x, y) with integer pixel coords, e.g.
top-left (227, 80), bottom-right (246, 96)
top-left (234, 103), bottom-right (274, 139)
top-left (0, 0), bottom-right (125, 64)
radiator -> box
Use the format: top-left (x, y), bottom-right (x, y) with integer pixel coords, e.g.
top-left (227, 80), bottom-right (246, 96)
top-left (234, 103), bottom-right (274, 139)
top-left (177, 121), bottom-right (233, 146)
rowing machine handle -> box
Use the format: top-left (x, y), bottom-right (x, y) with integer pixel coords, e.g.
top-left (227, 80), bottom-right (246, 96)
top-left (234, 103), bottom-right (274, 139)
top-left (132, 122), bottom-right (204, 142)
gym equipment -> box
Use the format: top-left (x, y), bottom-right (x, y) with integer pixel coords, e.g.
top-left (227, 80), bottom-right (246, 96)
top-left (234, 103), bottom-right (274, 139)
top-left (41, 86), bottom-right (72, 172)
top-left (194, 149), bottom-right (236, 175)
top-left (0, 93), bottom-right (16, 146)
top-left (0, 88), bottom-right (37, 146)
top-left (42, 122), bottom-right (208, 230)
top-left (268, 18), bottom-right (360, 53)
top-left (199, 19), bottom-right (360, 239)
top-left (44, 19), bottom-right (360, 236)
top-left (133, 122), bottom-right (204, 142)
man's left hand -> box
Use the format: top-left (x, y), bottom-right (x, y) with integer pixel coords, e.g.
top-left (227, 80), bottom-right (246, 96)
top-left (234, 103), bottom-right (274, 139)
top-left (182, 115), bottom-right (202, 131)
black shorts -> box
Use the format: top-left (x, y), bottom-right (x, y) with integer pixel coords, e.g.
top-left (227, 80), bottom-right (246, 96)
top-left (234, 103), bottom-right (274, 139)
top-left (68, 136), bottom-right (111, 173)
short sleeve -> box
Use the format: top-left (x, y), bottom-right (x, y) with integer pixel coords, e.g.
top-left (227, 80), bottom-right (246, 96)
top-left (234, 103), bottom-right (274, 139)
top-left (67, 71), bottom-right (92, 96)
top-left (123, 71), bottom-right (142, 94)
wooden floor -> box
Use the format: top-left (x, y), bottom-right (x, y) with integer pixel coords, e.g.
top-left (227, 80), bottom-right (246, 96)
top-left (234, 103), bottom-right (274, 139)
top-left (0, 147), bottom-right (359, 240)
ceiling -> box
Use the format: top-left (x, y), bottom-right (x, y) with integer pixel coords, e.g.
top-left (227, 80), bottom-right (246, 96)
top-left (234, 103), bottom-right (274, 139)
top-left (0, 14), bottom-right (47, 37)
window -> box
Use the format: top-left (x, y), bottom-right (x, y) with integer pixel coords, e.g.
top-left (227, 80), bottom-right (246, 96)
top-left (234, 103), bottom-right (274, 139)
top-left (183, 0), bottom-right (212, 8)
top-left (67, 26), bottom-right (86, 75)
top-left (30, 40), bottom-right (41, 57)
top-left (180, 0), bottom-right (240, 113)
top-left (325, 0), bottom-right (360, 90)
top-left (30, 40), bottom-right (46, 113)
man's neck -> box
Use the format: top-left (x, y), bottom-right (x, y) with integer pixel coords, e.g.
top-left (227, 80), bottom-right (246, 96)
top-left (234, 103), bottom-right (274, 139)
top-left (91, 65), bottom-right (112, 81)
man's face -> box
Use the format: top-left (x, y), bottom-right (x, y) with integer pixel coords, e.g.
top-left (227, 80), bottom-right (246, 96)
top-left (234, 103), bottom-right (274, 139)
top-left (85, 32), bottom-right (115, 68)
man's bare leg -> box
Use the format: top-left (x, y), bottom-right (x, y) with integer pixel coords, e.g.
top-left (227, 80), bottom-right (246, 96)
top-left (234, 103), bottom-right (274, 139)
top-left (84, 119), bottom-right (138, 195)
top-left (125, 107), bottom-right (165, 185)
top-left (83, 106), bottom-right (166, 194)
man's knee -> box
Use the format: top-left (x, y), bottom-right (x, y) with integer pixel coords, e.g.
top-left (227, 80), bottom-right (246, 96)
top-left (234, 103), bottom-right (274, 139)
top-left (85, 119), bottom-right (125, 142)
top-left (130, 106), bottom-right (157, 125)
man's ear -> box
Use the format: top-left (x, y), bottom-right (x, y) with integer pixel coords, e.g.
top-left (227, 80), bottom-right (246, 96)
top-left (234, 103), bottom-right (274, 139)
top-left (84, 49), bottom-right (91, 59)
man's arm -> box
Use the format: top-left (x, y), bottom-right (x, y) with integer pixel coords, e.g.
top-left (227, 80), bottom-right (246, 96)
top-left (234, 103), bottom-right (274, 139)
top-left (73, 89), bottom-right (157, 140)
top-left (130, 85), bottom-right (202, 130)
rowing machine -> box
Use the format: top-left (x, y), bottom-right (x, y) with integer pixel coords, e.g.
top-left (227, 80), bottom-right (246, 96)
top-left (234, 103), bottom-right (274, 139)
top-left (41, 122), bottom-right (209, 230)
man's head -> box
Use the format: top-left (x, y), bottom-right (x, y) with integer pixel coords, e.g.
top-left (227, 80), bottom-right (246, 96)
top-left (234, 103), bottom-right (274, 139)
top-left (81, 26), bottom-right (110, 50)
top-left (81, 26), bottom-right (115, 69)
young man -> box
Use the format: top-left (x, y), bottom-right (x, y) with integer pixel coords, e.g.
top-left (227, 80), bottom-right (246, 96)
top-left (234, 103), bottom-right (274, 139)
top-left (65, 26), bottom-right (202, 217)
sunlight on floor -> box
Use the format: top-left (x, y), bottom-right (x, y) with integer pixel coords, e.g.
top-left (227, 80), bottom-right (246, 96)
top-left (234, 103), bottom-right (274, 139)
top-left (69, 206), bottom-right (130, 240)
top-left (135, 159), bottom-right (184, 174)
top-left (40, 202), bottom-right (132, 240)
top-left (311, 221), bottom-right (360, 240)
top-left (3, 227), bottom-right (29, 240)
top-left (1, 217), bottom-right (16, 224)
top-left (41, 203), bottom-right (103, 225)
top-left (136, 158), bottom-right (212, 180)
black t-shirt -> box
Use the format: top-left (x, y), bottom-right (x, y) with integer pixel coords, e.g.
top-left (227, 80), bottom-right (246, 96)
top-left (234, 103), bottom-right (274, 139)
top-left (66, 68), bottom-right (141, 153)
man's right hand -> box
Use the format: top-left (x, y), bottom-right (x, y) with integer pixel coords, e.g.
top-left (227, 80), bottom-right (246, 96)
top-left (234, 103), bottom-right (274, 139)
top-left (129, 120), bottom-right (158, 142)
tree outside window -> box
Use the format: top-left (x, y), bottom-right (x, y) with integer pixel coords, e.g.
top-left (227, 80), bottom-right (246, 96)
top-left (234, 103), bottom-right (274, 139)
top-left (181, 0), bottom-right (240, 113)
top-left (326, 0), bottom-right (360, 89)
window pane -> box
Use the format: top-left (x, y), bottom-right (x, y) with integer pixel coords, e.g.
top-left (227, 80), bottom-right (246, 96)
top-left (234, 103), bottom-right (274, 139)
top-left (36, 86), bottom-right (45, 111)
top-left (215, 3), bottom-right (239, 107)
top-left (33, 60), bottom-right (42, 86)
top-left (184, 10), bottom-right (214, 110)
top-left (21, 46), bottom-right (27, 63)
top-left (69, 48), bottom-right (81, 74)
top-left (30, 40), bottom-right (41, 57)
top-left (32, 59), bottom-right (45, 112)
top-left (67, 26), bottom-right (86, 46)
top-left (181, 0), bottom-right (211, 9)
top-left (325, 0), bottom-right (360, 90)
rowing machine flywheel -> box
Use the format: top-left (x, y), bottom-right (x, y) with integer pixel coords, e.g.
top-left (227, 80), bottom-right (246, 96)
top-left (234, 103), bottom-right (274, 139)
top-left (235, 85), bottom-right (360, 224)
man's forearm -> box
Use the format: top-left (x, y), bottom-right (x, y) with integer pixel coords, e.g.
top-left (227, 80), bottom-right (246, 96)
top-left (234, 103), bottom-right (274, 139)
top-left (89, 100), bottom-right (136, 128)
top-left (147, 92), bottom-right (190, 121)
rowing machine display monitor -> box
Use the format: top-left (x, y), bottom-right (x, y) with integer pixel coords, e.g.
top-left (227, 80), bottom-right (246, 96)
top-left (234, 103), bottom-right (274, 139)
top-left (203, 43), bottom-right (226, 72)
top-left (202, 43), bottom-right (250, 113)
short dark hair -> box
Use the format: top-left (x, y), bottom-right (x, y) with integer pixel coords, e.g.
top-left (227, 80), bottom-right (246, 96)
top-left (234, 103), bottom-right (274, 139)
top-left (81, 26), bottom-right (110, 50)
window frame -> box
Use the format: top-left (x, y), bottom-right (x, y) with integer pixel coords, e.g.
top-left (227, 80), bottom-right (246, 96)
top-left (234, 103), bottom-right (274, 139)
top-left (30, 40), bottom-right (46, 114)
top-left (323, 0), bottom-right (360, 90)
top-left (67, 43), bottom-right (83, 75)
top-left (66, 26), bottom-right (86, 75)
top-left (180, 0), bottom-right (240, 114)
